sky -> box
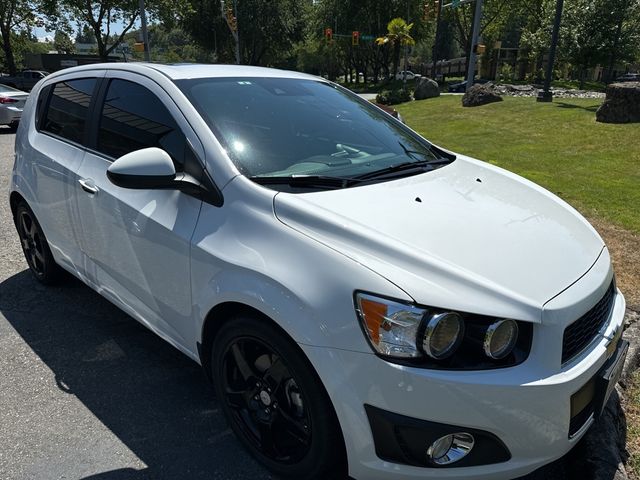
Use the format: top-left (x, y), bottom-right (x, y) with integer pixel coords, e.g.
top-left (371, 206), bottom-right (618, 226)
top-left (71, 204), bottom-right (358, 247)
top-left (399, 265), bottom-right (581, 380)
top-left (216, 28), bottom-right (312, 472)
top-left (34, 19), bottom-right (141, 43)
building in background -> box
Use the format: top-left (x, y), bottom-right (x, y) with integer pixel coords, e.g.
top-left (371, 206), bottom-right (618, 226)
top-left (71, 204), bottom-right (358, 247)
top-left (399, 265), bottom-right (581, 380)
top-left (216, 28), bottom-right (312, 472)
top-left (25, 53), bottom-right (122, 72)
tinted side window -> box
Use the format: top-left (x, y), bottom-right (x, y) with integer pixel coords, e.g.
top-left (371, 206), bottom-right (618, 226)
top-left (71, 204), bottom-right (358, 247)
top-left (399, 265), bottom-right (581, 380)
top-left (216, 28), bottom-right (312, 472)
top-left (42, 78), bottom-right (97, 145)
top-left (97, 79), bottom-right (185, 165)
top-left (35, 85), bottom-right (52, 130)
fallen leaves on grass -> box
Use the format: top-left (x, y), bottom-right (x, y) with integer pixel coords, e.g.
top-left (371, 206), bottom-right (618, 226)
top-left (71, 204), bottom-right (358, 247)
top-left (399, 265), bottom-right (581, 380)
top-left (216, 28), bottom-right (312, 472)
top-left (625, 371), bottom-right (640, 479)
top-left (589, 217), bottom-right (640, 309)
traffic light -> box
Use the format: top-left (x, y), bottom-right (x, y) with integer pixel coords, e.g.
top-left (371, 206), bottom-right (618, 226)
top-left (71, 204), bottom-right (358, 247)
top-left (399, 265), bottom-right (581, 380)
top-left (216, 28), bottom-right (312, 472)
top-left (352, 31), bottom-right (360, 46)
top-left (324, 28), bottom-right (333, 42)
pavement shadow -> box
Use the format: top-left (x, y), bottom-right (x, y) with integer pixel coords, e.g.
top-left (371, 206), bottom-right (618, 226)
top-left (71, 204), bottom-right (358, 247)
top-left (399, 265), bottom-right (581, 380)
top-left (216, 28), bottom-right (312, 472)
top-left (0, 125), bottom-right (17, 134)
top-left (0, 269), bottom-right (273, 480)
top-left (1, 269), bottom-right (626, 480)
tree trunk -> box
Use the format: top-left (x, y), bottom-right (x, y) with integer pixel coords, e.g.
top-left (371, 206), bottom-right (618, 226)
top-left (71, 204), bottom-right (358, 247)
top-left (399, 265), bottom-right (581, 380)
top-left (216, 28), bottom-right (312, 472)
top-left (535, 53), bottom-right (544, 83)
top-left (393, 43), bottom-right (400, 78)
top-left (93, 26), bottom-right (109, 61)
top-left (0, 25), bottom-right (17, 76)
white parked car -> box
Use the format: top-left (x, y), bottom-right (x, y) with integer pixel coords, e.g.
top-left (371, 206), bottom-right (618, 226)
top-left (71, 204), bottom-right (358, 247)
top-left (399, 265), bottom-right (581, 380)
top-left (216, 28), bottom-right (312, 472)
top-left (10, 64), bottom-right (627, 480)
top-left (0, 83), bottom-right (28, 130)
top-left (396, 70), bottom-right (419, 80)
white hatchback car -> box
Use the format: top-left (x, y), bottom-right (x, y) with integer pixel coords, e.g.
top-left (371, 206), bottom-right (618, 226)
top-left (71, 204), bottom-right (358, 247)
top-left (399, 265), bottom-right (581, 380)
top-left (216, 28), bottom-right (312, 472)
top-left (11, 64), bottom-right (627, 480)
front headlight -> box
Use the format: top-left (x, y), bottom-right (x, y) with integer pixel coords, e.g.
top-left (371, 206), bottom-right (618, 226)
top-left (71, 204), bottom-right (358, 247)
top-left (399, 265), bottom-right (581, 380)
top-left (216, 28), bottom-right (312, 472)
top-left (422, 312), bottom-right (464, 359)
top-left (356, 293), bottom-right (426, 358)
top-left (355, 292), bottom-right (532, 369)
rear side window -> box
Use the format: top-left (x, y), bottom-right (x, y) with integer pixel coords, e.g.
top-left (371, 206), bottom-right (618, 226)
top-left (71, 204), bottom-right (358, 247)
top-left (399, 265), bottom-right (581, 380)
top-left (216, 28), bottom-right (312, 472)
top-left (35, 85), bottom-right (52, 130)
top-left (41, 78), bottom-right (97, 145)
top-left (97, 79), bottom-right (185, 164)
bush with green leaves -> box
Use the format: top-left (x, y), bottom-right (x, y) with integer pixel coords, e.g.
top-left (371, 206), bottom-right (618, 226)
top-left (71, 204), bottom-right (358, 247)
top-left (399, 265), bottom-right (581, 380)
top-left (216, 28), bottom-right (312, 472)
top-left (498, 63), bottom-right (514, 82)
top-left (376, 88), bottom-right (412, 105)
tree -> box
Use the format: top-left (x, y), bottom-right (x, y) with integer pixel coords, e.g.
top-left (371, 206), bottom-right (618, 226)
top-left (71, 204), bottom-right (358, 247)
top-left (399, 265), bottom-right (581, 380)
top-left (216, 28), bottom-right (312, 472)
top-left (75, 25), bottom-right (95, 44)
top-left (42, 0), bottom-right (186, 60)
top-left (561, 0), bottom-right (640, 87)
top-left (447, 0), bottom-right (511, 77)
top-left (515, 0), bottom-right (555, 81)
top-left (0, 0), bottom-right (37, 75)
top-left (54, 29), bottom-right (74, 54)
top-left (299, 0), bottom-right (430, 83)
top-left (182, 0), bottom-right (307, 67)
top-left (601, 0), bottom-right (640, 81)
top-left (376, 17), bottom-right (415, 77)
top-left (123, 24), bottom-right (213, 63)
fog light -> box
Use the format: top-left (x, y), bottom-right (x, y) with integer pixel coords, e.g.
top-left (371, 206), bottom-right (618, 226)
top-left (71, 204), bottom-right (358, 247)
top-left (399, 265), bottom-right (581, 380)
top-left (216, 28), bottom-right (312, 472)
top-left (426, 433), bottom-right (474, 465)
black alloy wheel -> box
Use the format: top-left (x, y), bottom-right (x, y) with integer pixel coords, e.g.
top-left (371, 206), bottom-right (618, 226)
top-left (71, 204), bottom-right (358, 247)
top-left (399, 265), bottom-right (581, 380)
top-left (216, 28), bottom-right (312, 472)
top-left (212, 316), bottom-right (346, 479)
top-left (15, 202), bottom-right (63, 284)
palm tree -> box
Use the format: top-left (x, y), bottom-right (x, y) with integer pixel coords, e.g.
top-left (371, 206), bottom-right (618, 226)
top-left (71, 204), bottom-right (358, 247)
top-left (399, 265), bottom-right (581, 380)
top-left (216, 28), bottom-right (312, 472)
top-left (376, 18), bottom-right (415, 81)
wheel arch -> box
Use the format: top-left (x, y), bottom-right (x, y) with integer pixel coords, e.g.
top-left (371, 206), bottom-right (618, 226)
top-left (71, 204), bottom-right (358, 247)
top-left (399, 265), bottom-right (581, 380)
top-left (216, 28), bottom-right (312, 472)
top-left (199, 300), bottom-right (348, 473)
top-left (9, 191), bottom-right (26, 222)
top-left (199, 301), bottom-right (270, 381)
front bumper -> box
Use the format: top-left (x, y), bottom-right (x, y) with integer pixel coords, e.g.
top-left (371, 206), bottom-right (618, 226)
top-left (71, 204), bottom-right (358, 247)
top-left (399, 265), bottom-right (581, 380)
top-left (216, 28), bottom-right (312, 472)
top-left (301, 289), bottom-right (626, 480)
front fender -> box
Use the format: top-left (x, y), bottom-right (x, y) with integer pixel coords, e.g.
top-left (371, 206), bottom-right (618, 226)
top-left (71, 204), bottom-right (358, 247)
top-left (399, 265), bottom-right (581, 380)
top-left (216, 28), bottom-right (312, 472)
top-left (189, 177), bottom-right (411, 353)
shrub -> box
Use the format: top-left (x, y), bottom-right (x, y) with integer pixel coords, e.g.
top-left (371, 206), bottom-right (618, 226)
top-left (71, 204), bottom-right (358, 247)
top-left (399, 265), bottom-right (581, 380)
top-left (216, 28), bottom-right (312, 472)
top-left (376, 88), bottom-right (412, 105)
top-left (498, 63), bottom-right (514, 82)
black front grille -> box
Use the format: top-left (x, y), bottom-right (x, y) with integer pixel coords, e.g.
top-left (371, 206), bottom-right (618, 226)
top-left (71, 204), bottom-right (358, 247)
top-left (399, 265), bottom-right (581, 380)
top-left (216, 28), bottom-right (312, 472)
top-left (562, 281), bottom-right (615, 364)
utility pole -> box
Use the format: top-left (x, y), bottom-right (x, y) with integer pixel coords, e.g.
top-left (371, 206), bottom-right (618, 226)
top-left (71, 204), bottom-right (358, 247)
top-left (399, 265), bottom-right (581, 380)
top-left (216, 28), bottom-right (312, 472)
top-left (138, 0), bottom-right (150, 62)
top-left (537, 0), bottom-right (564, 102)
top-left (465, 0), bottom-right (483, 92)
top-left (403, 0), bottom-right (410, 86)
top-left (432, 0), bottom-right (443, 80)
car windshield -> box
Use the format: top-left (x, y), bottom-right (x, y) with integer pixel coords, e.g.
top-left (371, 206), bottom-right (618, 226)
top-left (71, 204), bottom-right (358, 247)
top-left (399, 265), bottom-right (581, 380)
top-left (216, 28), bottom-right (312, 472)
top-left (176, 77), bottom-right (453, 187)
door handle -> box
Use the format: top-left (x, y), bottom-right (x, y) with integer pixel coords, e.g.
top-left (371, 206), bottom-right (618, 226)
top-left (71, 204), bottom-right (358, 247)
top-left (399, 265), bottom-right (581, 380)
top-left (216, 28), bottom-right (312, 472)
top-left (79, 178), bottom-right (99, 195)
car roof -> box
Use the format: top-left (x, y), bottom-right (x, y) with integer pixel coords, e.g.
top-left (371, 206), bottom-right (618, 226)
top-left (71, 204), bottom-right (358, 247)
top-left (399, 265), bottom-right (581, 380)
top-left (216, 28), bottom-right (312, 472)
top-left (52, 62), bottom-right (323, 82)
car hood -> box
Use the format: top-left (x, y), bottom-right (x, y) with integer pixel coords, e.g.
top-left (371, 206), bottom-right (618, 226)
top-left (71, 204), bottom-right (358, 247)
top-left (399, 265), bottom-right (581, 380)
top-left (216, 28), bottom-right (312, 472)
top-left (273, 156), bottom-right (605, 323)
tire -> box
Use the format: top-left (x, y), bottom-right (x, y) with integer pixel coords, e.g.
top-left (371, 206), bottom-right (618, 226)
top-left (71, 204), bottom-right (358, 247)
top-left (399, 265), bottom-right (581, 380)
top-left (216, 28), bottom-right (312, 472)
top-left (212, 315), bottom-right (347, 479)
top-left (15, 201), bottom-right (64, 284)
top-left (8, 121), bottom-right (19, 132)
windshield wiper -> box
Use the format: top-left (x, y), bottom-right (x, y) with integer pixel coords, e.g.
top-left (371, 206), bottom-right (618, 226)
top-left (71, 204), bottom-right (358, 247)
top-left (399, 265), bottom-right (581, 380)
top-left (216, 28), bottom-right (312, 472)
top-left (398, 141), bottom-right (425, 161)
top-left (354, 158), bottom-right (450, 181)
top-left (400, 141), bottom-right (455, 163)
top-left (250, 175), bottom-right (362, 189)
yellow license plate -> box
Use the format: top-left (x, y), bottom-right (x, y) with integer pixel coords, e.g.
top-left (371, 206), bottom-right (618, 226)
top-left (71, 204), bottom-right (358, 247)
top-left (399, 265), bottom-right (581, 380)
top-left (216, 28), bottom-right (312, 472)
top-left (606, 327), bottom-right (623, 359)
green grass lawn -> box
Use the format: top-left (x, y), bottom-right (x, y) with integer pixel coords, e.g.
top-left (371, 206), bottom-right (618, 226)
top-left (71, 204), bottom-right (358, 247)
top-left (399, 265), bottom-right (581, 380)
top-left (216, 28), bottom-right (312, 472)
top-left (397, 96), bottom-right (640, 234)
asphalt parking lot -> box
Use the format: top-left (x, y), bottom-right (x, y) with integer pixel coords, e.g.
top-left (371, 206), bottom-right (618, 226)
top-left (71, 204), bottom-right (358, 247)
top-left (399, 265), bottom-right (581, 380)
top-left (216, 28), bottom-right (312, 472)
top-left (0, 127), bottom-right (272, 479)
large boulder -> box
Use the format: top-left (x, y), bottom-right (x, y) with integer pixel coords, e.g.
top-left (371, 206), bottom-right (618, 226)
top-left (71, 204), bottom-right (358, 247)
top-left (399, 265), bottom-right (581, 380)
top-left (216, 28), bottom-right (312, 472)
top-left (413, 77), bottom-right (440, 100)
top-left (462, 83), bottom-right (503, 107)
top-left (596, 82), bottom-right (640, 123)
